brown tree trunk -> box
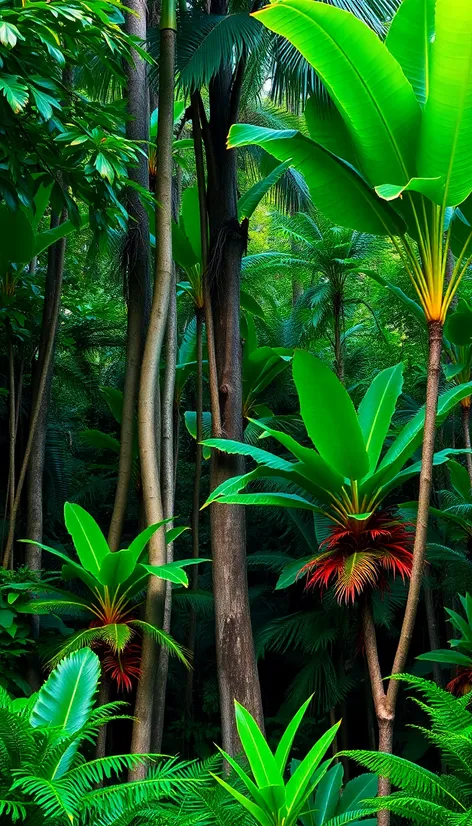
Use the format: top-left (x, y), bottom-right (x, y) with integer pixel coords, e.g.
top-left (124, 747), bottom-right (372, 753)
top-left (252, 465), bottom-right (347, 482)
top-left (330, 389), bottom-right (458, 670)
top-left (25, 212), bottom-right (67, 573)
top-left (361, 320), bottom-right (443, 826)
top-left (461, 403), bottom-right (472, 486)
top-left (107, 0), bottom-right (150, 552)
top-left (130, 13), bottom-right (176, 771)
top-left (205, 22), bottom-right (264, 752)
top-left (151, 263), bottom-right (178, 753)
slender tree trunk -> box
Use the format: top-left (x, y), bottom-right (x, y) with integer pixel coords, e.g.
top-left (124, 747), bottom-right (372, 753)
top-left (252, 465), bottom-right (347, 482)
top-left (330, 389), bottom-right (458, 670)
top-left (184, 309), bottom-right (204, 742)
top-left (361, 320), bottom-right (443, 825)
top-left (461, 403), bottom-right (472, 486)
top-left (108, 0), bottom-right (150, 552)
top-left (423, 581), bottom-right (443, 687)
top-left (205, 32), bottom-right (264, 752)
top-left (333, 296), bottom-right (344, 383)
top-left (7, 335), bottom-right (16, 566)
top-left (130, 7), bottom-right (176, 771)
top-left (24, 212), bottom-right (67, 574)
top-left (3, 215), bottom-right (67, 570)
top-left (151, 263), bottom-right (178, 752)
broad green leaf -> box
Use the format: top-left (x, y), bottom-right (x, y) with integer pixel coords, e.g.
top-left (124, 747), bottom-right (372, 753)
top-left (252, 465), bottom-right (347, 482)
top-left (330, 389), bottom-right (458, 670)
top-left (304, 94), bottom-right (357, 166)
top-left (64, 503), bottom-right (109, 578)
top-left (31, 649), bottom-right (99, 733)
top-left (292, 350), bottom-right (369, 480)
top-left (358, 363), bottom-right (404, 474)
top-left (286, 723), bottom-right (340, 818)
top-left (275, 558), bottom-right (313, 590)
top-left (314, 762), bottom-right (344, 825)
top-left (418, 0), bottom-right (472, 205)
top-left (34, 215), bottom-right (85, 257)
top-left (375, 178), bottom-right (441, 202)
top-left (127, 519), bottom-right (173, 564)
top-left (18, 540), bottom-right (100, 594)
top-left (97, 550), bottom-right (136, 591)
top-left (0, 74), bottom-right (28, 113)
top-left (252, 0), bottom-right (420, 186)
top-left (385, 0), bottom-right (436, 106)
top-left (228, 125), bottom-right (406, 236)
top-left (0, 204), bottom-right (34, 271)
top-left (247, 419), bottom-right (344, 502)
top-left (275, 695), bottom-right (313, 773)
top-left (416, 649), bottom-right (472, 666)
top-left (211, 493), bottom-right (323, 511)
top-left (181, 186), bottom-right (202, 263)
top-left (238, 160), bottom-right (292, 220)
top-left (165, 526), bottom-right (189, 545)
top-left (444, 308), bottom-right (472, 346)
top-left (448, 459), bottom-right (471, 500)
top-left (172, 220), bottom-right (199, 274)
top-left (142, 559), bottom-right (210, 588)
top-left (102, 386), bottom-right (125, 424)
top-left (241, 288), bottom-right (265, 319)
top-left (79, 429), bottom-right (121, 454)
top-left (336, 773), bottom-right (378, 813)
top-left (235, 701), bottom-right (283, 788)
top-left (0, 22), bottom-right (23, 48)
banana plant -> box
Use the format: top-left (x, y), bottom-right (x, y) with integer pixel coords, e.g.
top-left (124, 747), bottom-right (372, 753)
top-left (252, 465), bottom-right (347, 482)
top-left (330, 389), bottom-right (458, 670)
top-left (18, 503), bottom-right (209, 690)
top-left (212, 696), bottom-right (374, 826)
top-left (204, 350), bottom-right (472, 602)
top-left (417, 592), bottom-right (472, 695)
top-left (226, 2), bottom-right (472, 759)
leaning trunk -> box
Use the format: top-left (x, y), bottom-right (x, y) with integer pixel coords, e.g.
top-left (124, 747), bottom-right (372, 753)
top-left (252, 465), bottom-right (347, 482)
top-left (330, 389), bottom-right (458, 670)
top-left (205, 28), bottom-right (264, 753)
top-left (108, 0), bottom-right (150, 551)
top-left (362, 320), bottom-right (443, 826)
top-left (461, 402), bottom-right (472, 486)
top-left (129, 1), bottom-right (176, 772)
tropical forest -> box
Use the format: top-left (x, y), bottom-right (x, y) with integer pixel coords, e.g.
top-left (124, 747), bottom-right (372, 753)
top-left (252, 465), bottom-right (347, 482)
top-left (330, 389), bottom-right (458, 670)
top-left (1, 0), bottom-right (472, 823)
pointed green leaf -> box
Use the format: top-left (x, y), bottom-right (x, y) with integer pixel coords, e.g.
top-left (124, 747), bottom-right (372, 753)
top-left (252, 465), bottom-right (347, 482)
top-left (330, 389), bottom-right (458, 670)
top-left (337, 773), bottom-right (378, 814)
top-left (293, 350), bottom-right (369, 480)
top-left (358, 363), bottom-right (404, 474)
top-left (418, 0), bottom-right (472, 205)
top-left (210, 774), bottom-right (273, 826)
top-left (97, 550), bottom-right (136, 590)
top-left (127, 519), bottom-right (173, 564)
top-left (238, 160), bottom-right (292, 220)
top-left (314, 762), bottom-right (344, 825)
top-left (275, 696), bottom-right (313, 773)
top-left (286, 723), bottom-right (339, 819)
top-left (64, 503), bottom-right (109, 578)
top-left (235, 701), bottom-right (283, 788)
top-left (385, 0), bottom-right (436, 106)
top-left (448, 459), bottom-right (471, 500)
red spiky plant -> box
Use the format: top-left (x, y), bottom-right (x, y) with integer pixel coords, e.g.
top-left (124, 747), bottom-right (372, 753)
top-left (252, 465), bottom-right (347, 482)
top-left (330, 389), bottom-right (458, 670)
top-left (302, 511), bottom-right (414, 604)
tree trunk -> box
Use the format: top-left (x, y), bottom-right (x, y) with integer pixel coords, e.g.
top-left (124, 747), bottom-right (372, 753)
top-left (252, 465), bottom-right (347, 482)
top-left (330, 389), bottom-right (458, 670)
top-left (333, 295), bottom-right (344, 383)
top-left (423, 581), bottom-right (443, 687)
top-left (107, 0), bottom-right (150, 552)
top-left (151, 263), bottom-right (177, 753)
top-left (361, 320), bottom-right (443, 826)
top-left (205, 27), bottom-right (264, 752)
top-left (25, 212), bottom-right (67, 573)
top-left (461, 403), bottom-right (472, 486)
top-left (184, 309), bottom-right (203, 743)
top-left (3, 214), bottom-right (67, 570)
top-left (129, 7), bottom-right (176, 771)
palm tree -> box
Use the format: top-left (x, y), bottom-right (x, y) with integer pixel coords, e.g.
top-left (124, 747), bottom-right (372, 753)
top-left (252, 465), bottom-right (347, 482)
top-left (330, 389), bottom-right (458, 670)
top-left (242, 213), bottom-right (378, 381)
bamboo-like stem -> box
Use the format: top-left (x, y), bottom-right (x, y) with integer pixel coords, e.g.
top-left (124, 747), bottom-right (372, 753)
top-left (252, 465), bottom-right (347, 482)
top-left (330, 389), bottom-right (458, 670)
top-left (129, 6), bottom-right (176, 771)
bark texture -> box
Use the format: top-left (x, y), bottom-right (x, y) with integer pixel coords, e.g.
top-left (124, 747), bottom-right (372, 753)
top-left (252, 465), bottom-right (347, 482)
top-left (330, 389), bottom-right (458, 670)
top-left (205, 14), bottom-right (264, 752)
top-left (130, 21), bottom-right (176, 772)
